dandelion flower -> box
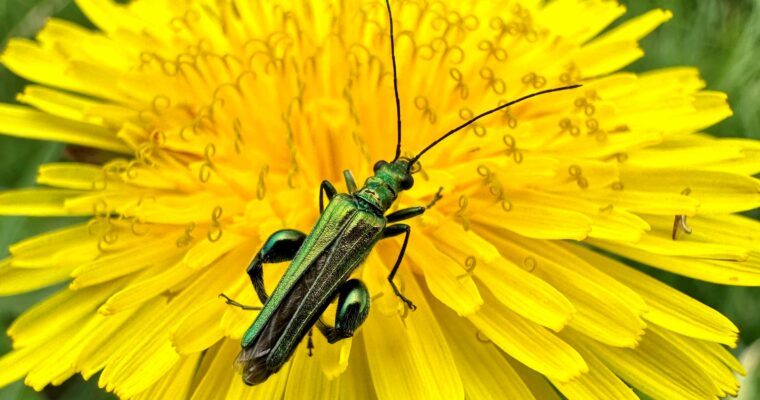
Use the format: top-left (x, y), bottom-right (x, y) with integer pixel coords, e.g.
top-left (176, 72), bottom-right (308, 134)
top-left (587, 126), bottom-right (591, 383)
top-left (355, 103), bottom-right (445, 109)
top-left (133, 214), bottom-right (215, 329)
top-left (1, 0), bottom-right (759, 399)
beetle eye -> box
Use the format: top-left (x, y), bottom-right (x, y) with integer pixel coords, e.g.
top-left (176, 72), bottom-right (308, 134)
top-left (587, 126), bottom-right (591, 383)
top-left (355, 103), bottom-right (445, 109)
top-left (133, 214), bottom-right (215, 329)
top-left (400, 175), bottom-right (414, 190)
top-left (373, 160), bottom-right (387, 173)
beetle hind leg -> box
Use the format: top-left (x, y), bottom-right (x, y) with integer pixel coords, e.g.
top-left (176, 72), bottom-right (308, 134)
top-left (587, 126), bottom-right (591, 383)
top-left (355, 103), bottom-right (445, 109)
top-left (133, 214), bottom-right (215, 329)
top-left (245, 229), bottom-right (307, 303)
top-left (315, 279), bottom-right (371, 344)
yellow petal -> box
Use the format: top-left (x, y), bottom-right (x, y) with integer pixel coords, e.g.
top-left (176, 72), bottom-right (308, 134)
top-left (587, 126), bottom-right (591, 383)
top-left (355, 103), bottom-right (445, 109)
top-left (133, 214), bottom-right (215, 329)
top-left (188, 339), bottom-right (237, 400)
top-left (468, 289), bottom-right (587, 382)
top-left (363, 266), bottom-right (464, 400)
top-left (551, 345), bottom-right (637, 400)
top-left (593, 9), bottom-right (673, 45)
top-left (0, 104), bottom-right (130, 152)
top-left (405, 233), bottom-right (483, 316)
top-left (283, 339), bottom-right (340, 400)
top-left (567, 243), bottom-right (738, 347)
top-left (572, 329), bottom-right (723, 399)
top-left (172, 299), bottom-right (225, 355)
top-left (618, 167), bottom-right (760, 214)
top-left (0, 189), bottom-right (90, 216)
top-left (8, 282), bottom-right (117, 348)
top-left (592, 239), bottom-right (760, 285)
top-left (431, 298), bottom-right (536, 399)
top-left (133, 354), bottom-right (199, 400)
top-left (0, 262), bottom-right (73, 295)
top-left (483, 230), bottom-right (647, 347)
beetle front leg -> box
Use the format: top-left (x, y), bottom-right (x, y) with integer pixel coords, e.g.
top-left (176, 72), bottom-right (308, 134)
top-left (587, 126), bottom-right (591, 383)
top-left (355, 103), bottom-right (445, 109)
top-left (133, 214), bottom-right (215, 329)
top-left (315, 279), bottom-right (371, 344)
top-left (320, 180), bottom-right (338, 214)
top-left (381, 224), bottom-right (416, 310)
top-left (246, 229), bottom-right (307, 303)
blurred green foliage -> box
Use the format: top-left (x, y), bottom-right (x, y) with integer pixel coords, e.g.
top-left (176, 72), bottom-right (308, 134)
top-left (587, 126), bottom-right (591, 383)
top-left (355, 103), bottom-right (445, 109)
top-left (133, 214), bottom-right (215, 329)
top-left (0, 0), bottom-right (758, 399)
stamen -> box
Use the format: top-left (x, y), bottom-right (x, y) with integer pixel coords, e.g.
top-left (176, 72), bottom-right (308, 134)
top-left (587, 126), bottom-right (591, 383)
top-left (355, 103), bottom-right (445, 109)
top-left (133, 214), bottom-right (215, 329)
top-left (559, 118), bottom-right (581, 137)
top-left (502, 134), bottom-right (523, 164)
top-left (414, 96), bottom-right (437, 124)
top-left (456, 195), bottom-right (470, 231)
top-left (523, 256), bottom-right (537, 272)
top-left (476, 331), bottom-right (492, 344)
top-left (449, 68), bottom-right (469, 99)
top-left (568, 164), bottom-right (589, 189)
top-left (257, 165), bottom-right (269, 200)
top-left (176, 222), bottom-right (196, 248)
top-left (479, 67), bottom-right (506, 95)
top-left (208, 226), bottom-right (223, 242)
top-left (478, 40), bottom-right (508, 62)
top-left (456, 256), bottom-right (477, 279)
top-left (521, 72), bottom-right (547, 89)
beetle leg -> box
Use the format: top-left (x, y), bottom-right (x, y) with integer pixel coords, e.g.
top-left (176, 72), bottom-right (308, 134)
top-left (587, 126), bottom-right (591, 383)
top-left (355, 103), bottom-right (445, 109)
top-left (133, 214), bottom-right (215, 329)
top-left (381, 224), bottom-right (416, 311)
top-left (343, 170), bottom-right (358, 194)
top-left (246, 229), bottom-right (307, 304)
top-left (386, 206), bottom-right (425, 223)
top-left (307, 329), bottom-right (315, 356)
top-left (315, 279), bottom-right (371, 343)
top-left (218, 293), bottom-right (261, 310)
top-left (320, 180), bottom-right (338, 213)
top-left (426, 187), bottom-right (444, 209)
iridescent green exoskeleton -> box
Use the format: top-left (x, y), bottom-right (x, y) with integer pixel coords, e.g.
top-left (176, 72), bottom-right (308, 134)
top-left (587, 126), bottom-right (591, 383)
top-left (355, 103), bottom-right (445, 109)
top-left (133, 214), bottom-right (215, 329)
top-left (221, 0), bottom-right (581, 386)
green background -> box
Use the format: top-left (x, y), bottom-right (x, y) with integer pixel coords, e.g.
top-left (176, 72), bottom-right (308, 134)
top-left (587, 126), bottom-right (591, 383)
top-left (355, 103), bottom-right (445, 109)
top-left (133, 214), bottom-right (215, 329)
top-left (0, 0), bottom-right (758, 399)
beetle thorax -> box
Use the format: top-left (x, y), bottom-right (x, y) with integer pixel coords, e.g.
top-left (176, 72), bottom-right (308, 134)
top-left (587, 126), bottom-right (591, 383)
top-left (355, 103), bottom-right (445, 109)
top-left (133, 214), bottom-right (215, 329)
top-left (355, 159), bottom-right (414, 212)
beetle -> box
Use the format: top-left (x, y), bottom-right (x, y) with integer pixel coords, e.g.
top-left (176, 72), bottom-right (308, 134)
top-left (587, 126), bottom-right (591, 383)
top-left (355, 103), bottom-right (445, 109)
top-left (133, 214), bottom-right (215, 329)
top-left (220, 0), bottom-right (581, 386)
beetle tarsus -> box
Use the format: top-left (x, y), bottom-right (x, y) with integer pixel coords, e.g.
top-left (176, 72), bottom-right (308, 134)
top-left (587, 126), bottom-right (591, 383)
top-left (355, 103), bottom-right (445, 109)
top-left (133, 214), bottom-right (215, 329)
top-left (219, 293), bottom-right (262, 311)
top-left (393, 288), bottom-right (417, 311)
top-left (426, 187), bottom-right (444, 209)
top-left (307, 329), bottom-right (315, 357)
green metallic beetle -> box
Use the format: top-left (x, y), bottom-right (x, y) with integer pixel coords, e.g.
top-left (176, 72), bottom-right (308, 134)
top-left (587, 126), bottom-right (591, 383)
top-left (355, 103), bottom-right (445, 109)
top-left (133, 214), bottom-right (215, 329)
top-left (220, 0), bottom-right (580, 386)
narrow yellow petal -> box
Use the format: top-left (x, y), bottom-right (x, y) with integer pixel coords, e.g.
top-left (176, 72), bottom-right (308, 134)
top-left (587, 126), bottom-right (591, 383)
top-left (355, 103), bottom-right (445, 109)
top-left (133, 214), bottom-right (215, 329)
top-left (507, 356), bottom-right (564, 400)
top-left (98, 302), bottom-right (181, 398)
top-left (25, 314), bottom-right (106, 390)
top-left (0, 341), bottom-right (50, 388)
top-left (473, 201), bottom-right (592, 240)
top-left (483, 230), bottom-right (647, 347)
top-left (567, 243), bottom-right (739, 346)
top-left (618, 167), bottom-right (760, 214)
top-left (363, 267), bottom-right (464, 400)
top-left (133, 354), bottom-right (199, 400)
top-left (100, 260), bottom-right (199, 315)
top-left (575, 41), bottom-right (643, 78)
top-left (572, 329), bottom-right (722, 399)
top-left (593, 9), bottom-right (673, 45)
top-left (405, 233), bottom-right (483, 316)
top-left (37, 163), bottom-right (104, 190)
top-left (653, 326), bottom-right (740, 397)
top-left (8, 282), bottom-right (117, 348)
top-left (592, 239), bottom-right (760, 285)
top-left (71, 236), bottom-right (182, 288)
top-left (284, 340), bottom-right (340, 400)
top-left (431, 298), bottom-right (536, 399)
top-left (477, 257), bottom-right (574, 332)
top-left (183, 233), bottom-right (247, 269)
top-left (188, 339), bottom-right (237, 400)
top-left (17, 86), bottom-right (101, 123)
top-left (551, 345), bottom-right (637, 400)
top-left (172, 299), bottom-right (225, 355)
top-left (0, 189), bottom-right (90, 216)
top-left (468, 289), bottom-right (587, 382)
top-left (0, 104), bottom-right (130, 153)
top-left (338, 334), bottom-right (377, 400)
top-left (0, 263), bottom-right (73, 295)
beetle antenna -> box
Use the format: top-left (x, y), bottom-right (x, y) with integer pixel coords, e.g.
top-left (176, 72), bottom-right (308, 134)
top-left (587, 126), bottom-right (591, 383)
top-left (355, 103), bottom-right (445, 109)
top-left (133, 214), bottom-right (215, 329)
top-left (385, 0), bottom-right (403, 162)
top-left (408, 84), bottom-right (582, 168)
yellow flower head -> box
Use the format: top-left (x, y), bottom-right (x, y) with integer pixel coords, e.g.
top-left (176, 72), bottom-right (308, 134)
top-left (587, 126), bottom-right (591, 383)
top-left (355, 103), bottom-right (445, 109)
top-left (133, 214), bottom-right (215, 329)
top-left (1, 0), bottom-right (759, 399)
